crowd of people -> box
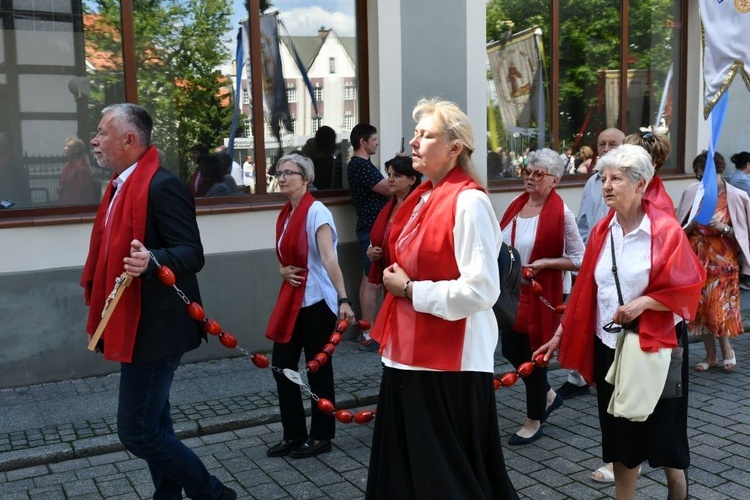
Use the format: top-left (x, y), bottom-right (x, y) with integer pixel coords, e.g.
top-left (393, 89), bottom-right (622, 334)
top-left (74, 98), bottom-right (748, 499)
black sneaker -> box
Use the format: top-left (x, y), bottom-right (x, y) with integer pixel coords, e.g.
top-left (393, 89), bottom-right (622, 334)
top-left (556, 381), bottom-right (589, 400)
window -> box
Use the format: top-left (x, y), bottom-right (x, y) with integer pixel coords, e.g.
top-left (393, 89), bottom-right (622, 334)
top-left (343, 113), bottom-right (354, 131)
top-left (313, 87), bottom-right (323, 102)
top-left (485, 1), bottom-right (686, 183)
top-left (312, 117), bottom-right (323, 133)
top-left (329, 57), bottom-right (336, 74)
top-left (286, 86), bottom-right (297, 103)
top-left (244, 119), bottom-right (252, 137)
top-left (243, 89), bottom-right (250, 105)
top-left (344, 85), bottom-right (356, 101)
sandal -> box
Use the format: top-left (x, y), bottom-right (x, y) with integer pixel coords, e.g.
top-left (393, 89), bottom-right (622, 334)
top-left (722, 351), bottom-right (736, 372)
top-left (694, 360), bottom-right (717, 372)
top-left (591, 463), bottom-right (642, 483)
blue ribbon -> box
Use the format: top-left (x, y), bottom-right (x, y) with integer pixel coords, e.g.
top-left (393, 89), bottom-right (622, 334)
top-left (694, 91), bottom-right (728, 224)
top-left (228, 27), bottom-right (244, 159)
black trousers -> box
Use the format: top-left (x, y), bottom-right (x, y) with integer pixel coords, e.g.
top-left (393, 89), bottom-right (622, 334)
top-left (271, 300), bottom-right (336, 441)
top-left (501, 329), bottom-right (549, 421)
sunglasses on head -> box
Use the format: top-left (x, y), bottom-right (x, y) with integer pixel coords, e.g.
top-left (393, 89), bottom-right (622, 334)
top-left (640, 131), bottom-right (655, 141)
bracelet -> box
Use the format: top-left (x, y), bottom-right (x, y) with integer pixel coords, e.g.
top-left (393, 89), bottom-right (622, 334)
top-left (403, 280), bottom-right (411, 299)
top-left (338, 297), bottom-right (352, 307)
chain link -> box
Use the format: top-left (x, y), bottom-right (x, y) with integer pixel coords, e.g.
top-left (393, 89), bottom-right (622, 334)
top-left (538, 295), bottom-right (557, 311)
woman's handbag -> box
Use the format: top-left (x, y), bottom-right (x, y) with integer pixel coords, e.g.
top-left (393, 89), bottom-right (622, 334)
top-left (604, 232), bottom-right (682, 422)
top-left (492, 242), bottom-right (521, 331)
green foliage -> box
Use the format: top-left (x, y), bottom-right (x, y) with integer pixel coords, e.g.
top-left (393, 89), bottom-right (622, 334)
top-left (84, 0), bottom-right (236, 180)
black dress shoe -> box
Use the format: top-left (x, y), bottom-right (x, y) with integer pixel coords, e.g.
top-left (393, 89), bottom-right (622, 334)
top-left (508, 427), bottom-right (543, 446)
top-left (215, 485), bottom-right (237, 500)
top-left (556, 381), bottom-right (590, 400)
top-left (289, 437), bottom-right (332, 458)
top-left (542, 394), bottom-right (564, 423)
top-left (266, 438), bottom-right (305, 457)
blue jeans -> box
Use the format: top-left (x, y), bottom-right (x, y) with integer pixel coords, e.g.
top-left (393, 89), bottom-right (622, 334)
top-left (356, 229), bottom-right (372, 275)
top-left (118, 355), bottom-right (222, 500)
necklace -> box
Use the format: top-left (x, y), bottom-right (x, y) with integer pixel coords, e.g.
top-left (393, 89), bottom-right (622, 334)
top-left (526, 201), bottom-right (545, 208)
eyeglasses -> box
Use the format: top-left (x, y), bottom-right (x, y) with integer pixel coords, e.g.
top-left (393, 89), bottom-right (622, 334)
top-left (274, 170), bottom-right (304, 180)
top-left (602, 319), bottom-right (639, 334)
top-left (521, 168), bottom-right (555, 181)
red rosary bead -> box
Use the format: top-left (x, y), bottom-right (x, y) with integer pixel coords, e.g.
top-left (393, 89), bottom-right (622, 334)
top-left (317, 398), bottom-right (335, 415)
top-left (517, 361), bottom-right (535, 378)
top-left (203, 318), bottom-right (221, 336)
top-left (335, 319), bottom-right (348, 333)
top-left (357, 319), bottom-right (371, 330)
top-left (493, 378), bottom-right (501, 391)
top-left (251, 353), bottom-right (270, 368)
top-left (186, 302), bottom-right (205, 321)
top-left (531, 281), bottom-right (543, 295)
top-left (329, 332), bottom-right (342, 345)
top-left (533, 353), bottom-right (549, 367)
top-left (354, 410), bottom-right (375, 424)
top-left (554, 304), bottom-right (566, 315)
top-left (322, 343), bottom-right (336, 356)
top-left (499, 371), bottom-right (519, 387)
top-left (314, 352), bottom-right (328, 366)
top-left (306, 360), bottom-right (320, 373)
top-left (157, 266), bottom-right (176, 286)
top-left (521, 268), bottom-right (534, 280)
top-left (218, 332), bottom-right (237, 349)
top-left (335, 410), bottom-right (354, 423)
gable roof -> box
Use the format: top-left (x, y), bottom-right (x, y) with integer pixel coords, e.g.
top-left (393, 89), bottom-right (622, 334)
top-left (280, 30), bottom-right (356, 71)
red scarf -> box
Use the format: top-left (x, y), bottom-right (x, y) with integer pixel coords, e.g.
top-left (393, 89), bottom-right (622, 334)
top-left (265, 191), bottom-right (315, 343)
top-left (558, 200), bottom-right (705, 384)
top-left (80, 146), bottom-right (160, 362)
top-left (370, 167), bottom-right (482, 371)
top-left (499, 190), bottom-right (565, 350)
top-left (367, 197), bottom-right (396, 285)
top-left (643, 175), bottom-right (676, 217)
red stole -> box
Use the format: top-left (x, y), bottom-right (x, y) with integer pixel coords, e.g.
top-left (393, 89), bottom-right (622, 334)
top-left (499, 190), bottom-right (565, 350)
top-left (558, 200), bottom-right (706, 384)
top-left (370, 167), bottom-right (481, 371)
top-left (80, 146), bottom-right (160, 362)
top-left (643, 175), bottom-right (676, 217)
top-left (367, 197), bottom-right (396, 285)
top-left (266, 191), bottom-right (315, 343)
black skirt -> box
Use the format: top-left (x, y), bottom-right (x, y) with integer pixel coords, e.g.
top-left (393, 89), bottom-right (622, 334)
top-left (595, 322), bottom-right (690, 469)
top-left (366, 367), bottom-right (518, 500)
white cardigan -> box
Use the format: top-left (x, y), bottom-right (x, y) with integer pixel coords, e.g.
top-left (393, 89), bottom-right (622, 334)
top-left (676, 182), bottom-right (750, 276)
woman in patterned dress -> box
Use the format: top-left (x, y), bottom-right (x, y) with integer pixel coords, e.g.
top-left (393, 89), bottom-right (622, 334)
top-left (677, 151), bottom-right (750, 372)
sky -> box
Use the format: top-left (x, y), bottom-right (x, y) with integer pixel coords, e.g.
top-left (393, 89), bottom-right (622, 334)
top-left (229, 0), bottom-right (356, 37)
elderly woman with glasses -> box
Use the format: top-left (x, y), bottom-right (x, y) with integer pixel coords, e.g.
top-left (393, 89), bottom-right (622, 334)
top-left (265, 153), bottom-right (355, 459)
top-left (677, 151), bottom-right (750, 373)
top-left (536, 145), bottom-right (705, 499)
top-left (498, 148), bottom-right (584, 445)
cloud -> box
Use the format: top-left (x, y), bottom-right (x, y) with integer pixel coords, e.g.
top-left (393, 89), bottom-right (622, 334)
top-left (277, 6), bottom-right (356, 37)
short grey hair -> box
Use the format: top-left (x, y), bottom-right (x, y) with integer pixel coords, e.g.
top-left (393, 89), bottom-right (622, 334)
top-left (277, 153), bottom-right (315, 184)
top-left (101, 103), bottom-right (152, 146)
top-left (526, 148), bottom-right (565, 179)
top-left (596, 144), bottom-right (654, 184)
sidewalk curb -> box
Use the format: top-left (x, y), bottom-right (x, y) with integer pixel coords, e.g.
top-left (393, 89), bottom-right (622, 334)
top-left (0, 391), bottom-right (380, 472)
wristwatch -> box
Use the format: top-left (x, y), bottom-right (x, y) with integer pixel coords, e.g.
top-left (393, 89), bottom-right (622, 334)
top-left (338, 297), bottom-right (352, 307)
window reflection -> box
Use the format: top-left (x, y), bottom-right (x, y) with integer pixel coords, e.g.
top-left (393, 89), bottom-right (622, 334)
top-left (0, 1), bottom-right (121, 208)
top-left (485, 0), bottom-right (685, 183)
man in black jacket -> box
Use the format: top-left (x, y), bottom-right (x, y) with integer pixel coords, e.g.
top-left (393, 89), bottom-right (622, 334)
top-left (81, 103), bottom-right (235, 500)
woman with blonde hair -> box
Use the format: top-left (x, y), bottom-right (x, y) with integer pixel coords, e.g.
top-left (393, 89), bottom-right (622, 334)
top-left (576, 145), bottom-right (595, 174)
top-left (366, 98), bottom-right (517, 499)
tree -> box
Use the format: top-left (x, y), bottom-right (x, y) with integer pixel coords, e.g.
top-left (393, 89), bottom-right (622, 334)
top-left (85, 0), bottom-right (235, 180)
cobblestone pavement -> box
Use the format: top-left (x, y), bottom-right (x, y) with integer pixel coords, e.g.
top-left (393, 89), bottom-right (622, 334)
top-left (2, 331), bottom-right (750, 498)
